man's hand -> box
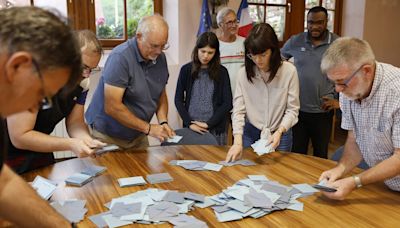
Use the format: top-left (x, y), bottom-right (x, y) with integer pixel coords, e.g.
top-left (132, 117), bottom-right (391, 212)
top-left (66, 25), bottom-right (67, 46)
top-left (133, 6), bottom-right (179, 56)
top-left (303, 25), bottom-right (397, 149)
top-left (189, 122), bottom-right (208, 134)
top-left (161, 123), bottom-right (175, 138)
top-left (319, 164), bottom-right (346, 183)
top-left (320, 176), bottom-right (356, 200)
top-left (225, 144), bottom-right (243, 162)
top-left (68, 138), bottom-right (98, 158)
top-left (321, 96), bottom-right (339, 111)
top-left (148, 124), bottom-right (169, 142)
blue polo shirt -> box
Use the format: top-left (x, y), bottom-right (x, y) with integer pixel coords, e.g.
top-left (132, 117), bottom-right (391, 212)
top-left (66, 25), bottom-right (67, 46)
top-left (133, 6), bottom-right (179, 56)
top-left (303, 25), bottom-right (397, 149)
top-left (85, 38), bottom-right (169, 141)
top-left (281, 31), bottom-right (338, 113)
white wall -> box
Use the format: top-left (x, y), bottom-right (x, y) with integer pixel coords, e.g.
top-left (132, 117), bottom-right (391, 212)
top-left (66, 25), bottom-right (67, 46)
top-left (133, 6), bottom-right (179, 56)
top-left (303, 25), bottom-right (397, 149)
top-left (341, 0), bottom-right (365, 38)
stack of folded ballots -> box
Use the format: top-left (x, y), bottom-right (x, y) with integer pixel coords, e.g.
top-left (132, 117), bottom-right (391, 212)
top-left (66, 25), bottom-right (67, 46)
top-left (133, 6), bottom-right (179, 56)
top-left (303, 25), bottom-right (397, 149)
top-left (88, 188), bottom-right (208, 227)
top-left (251, 139), bottom-right (275, 156)
top-left (65, 165), bottom-right (107, 187)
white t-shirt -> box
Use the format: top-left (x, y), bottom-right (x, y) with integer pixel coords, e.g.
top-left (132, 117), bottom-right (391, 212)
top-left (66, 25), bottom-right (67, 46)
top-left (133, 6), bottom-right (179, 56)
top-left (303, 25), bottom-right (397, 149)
top-left (219, 36), bottom-right (245, 96)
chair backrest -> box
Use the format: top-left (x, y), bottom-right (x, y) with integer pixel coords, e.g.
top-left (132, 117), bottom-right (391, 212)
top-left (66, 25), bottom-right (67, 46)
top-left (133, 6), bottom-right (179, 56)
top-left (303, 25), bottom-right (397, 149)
top-left (161, 128), bottom-right (218, 146)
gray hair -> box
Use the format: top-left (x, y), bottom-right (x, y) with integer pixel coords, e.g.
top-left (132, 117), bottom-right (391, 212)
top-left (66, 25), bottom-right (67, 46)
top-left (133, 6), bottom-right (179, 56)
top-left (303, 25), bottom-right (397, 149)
top-left (216, 7), bottom-right (236, 26)
top-left (321, 37), bottom-right (375, 73)
top-left (75, 29), bottom-right (103, 55)
top-left (136, 14), bottom-right (168, 37)
top-left (0, 7), bottom-right (82, 90)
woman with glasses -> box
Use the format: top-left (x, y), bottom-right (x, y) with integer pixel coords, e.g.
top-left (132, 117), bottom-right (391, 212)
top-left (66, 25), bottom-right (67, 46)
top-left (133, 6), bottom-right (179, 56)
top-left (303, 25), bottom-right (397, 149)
top-left (175, 32), bottom-right (232, 145)
top-left (225, 23), bottom-right (300, 162)
top-left (6, 30), bottom-right (106, 174)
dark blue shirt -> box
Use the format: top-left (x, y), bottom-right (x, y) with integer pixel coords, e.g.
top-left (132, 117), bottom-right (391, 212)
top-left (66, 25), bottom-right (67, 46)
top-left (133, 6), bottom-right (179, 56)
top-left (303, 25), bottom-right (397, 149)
top-left (85, 38), bottom-right (169, 141)
top-left (281, 31), bottom-right (338, 113)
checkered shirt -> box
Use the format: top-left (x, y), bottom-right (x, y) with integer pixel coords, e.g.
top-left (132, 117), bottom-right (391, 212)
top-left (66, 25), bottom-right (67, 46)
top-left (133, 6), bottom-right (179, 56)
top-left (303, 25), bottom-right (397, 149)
top-left (340, 62), bottom-right (400, 191)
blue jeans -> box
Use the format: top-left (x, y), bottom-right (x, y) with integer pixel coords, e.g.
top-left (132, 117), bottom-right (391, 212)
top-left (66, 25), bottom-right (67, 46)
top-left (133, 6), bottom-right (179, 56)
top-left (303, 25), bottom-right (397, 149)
top-left (242, 121), bottom-right (292, 151)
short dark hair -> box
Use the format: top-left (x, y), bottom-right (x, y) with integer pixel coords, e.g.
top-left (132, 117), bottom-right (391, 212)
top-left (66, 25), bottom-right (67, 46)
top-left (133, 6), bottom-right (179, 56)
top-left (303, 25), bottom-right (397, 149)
top-left (244, 23), bottom-right (282, 83)
top-left (0, 7), bottom-right (82, 91)
top-left (307, 6), bottom-right (328, 18)
top-left (191, 32), bottom-right (221, 81)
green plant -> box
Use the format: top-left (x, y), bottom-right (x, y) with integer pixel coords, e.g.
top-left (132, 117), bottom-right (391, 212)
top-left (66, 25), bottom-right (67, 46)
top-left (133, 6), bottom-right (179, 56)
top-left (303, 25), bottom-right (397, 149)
top-left (96, 24), bottom-right (116, 39)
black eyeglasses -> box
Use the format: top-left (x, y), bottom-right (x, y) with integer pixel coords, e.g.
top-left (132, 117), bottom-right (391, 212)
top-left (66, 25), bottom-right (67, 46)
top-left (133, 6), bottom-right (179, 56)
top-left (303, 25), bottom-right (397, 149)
top-left (334, 65), bottom-right (365, 87)
top-left (32, 59), bottom-right (53, 110)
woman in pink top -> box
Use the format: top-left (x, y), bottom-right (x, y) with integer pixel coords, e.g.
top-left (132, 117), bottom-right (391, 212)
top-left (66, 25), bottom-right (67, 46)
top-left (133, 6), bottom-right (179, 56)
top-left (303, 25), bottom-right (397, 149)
top-left (226, 23), bottom-right (300, 162)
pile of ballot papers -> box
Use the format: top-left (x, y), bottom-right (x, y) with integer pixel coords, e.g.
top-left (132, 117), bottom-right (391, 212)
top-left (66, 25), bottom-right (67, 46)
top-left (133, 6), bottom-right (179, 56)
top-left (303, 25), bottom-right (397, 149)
top-left (88, 188), bottom-right (208, 227)
top-left (206, 175), bottom-right (320, 222)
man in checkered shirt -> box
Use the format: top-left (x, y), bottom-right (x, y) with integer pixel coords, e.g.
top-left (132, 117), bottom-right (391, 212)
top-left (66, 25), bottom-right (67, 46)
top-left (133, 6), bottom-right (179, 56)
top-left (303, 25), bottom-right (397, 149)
top-left (318, 37), bottom-right (400, 200)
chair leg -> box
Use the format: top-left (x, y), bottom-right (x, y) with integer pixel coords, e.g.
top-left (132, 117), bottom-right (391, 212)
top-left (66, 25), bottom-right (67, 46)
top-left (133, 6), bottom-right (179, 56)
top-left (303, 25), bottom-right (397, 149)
top-left (330, 109), bottom-right (336, 143)
top-left (227, 121), bottom-right (233, 146)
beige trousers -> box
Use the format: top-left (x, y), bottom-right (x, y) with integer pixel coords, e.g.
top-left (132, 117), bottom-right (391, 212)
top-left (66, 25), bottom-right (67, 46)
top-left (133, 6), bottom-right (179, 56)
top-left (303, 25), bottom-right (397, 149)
top-left (91, 128), bottom-right (149, 150)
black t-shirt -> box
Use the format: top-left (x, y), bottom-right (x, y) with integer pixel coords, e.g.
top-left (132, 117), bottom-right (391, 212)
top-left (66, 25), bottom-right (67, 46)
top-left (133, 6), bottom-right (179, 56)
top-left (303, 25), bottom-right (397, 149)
top-left (6, 87), bottom-right (83, 174)
top-left (0, 119), bottom-right (6, 171)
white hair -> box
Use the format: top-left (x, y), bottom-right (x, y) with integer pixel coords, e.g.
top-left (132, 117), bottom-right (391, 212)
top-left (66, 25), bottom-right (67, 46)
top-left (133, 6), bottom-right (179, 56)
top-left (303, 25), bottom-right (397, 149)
top-left (216, 7), bottom-right (236, 26)
top-left (321, 37), bottom-right (375, 73)
top-left (136, 14), bottom-right (168, 37)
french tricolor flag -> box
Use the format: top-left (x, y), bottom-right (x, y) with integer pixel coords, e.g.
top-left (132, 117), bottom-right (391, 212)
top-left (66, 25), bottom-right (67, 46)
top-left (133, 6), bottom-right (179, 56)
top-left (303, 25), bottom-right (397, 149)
top-left (237, 0), bottom-right (253, 38)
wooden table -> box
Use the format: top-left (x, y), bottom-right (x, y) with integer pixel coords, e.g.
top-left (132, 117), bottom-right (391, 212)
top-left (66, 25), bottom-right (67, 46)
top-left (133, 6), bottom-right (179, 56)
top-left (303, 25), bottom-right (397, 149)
top-left (20, 145), bottom-right (400, 227)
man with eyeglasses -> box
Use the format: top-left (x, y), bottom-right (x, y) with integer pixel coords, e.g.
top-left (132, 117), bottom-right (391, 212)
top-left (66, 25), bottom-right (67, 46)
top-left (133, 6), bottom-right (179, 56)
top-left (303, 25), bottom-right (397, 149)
top-left (86, 15), bottom-right (175, 149)
top-left (0, 7), bottom-right (82, 227)
top-left (217, 7), bottom-right (245, 96)
top-left (281, 6), bottom-right (339, 159)
top-left (318, 37), bottom-right (400, 200)
top-left (6, 30), bottom-right (106, 174)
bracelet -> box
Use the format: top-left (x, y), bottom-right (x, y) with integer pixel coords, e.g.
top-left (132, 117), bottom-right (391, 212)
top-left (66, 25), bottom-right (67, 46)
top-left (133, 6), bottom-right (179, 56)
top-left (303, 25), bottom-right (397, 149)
top-left (353, 175), bottom-right (362, 188)
top-left (145, 124), bottom-right (151, 135)
top-left (160, 121), bottom-right (168, 125)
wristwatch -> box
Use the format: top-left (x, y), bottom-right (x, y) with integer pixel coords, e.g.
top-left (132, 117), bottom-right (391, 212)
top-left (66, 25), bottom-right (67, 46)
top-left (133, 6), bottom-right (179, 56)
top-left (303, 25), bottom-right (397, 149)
top-left (353, 175), bottom-right (362, 188)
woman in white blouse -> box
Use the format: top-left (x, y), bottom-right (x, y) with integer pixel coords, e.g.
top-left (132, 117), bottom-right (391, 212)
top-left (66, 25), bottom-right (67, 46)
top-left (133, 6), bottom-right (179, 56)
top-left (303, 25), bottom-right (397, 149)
top-left (225, 23), bottom-right (300, 162)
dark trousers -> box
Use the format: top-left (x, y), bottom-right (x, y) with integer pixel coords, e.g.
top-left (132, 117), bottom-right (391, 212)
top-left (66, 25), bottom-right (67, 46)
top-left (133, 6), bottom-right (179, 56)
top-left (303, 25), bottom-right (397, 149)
top-left (291, 111), bottom-right (333, 158)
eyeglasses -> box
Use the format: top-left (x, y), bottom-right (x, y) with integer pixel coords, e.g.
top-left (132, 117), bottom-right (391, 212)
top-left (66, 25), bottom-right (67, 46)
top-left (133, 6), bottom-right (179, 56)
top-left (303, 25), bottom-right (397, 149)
top-left (147, 41), bottom-right (170, 51)
top-left (246, 51), bottom-right (269, 60)
top-left (334, 65), bottom-right (365, 87)
top-left (32, 59), bottom-right (53, 110)
top-left (223, 19), bottom-right (239, 27)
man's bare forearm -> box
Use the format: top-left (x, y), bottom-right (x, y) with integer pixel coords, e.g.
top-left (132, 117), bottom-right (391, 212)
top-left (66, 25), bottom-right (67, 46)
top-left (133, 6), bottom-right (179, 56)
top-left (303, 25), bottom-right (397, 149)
top-left (0, 165), bottom-right (70, 228)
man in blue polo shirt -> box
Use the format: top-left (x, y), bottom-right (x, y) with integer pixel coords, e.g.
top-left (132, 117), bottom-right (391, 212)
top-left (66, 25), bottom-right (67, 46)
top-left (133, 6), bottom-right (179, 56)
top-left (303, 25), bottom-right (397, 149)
top-left (86, 15), bottom-right (175, 149)
top-left (281, 6), bottom-right (339, 158)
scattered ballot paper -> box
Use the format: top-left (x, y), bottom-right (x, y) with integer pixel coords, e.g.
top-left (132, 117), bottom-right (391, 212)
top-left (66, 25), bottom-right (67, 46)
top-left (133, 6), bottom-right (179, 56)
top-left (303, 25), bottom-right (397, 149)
top-left (166, 135), bottom-right (183, 143)
top-left (118, 176), bottom-right (147, 187)
top-left (251, 139), bottom-right (275, 155)
top-left (31, 176), bottom-right (57, 200)
top-left (95, 144), bottom-right (120, 155)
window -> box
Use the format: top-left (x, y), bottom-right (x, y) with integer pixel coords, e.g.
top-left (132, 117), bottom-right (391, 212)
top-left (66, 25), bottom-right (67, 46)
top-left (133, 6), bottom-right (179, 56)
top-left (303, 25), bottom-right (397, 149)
top-left (248, 0), bottom-right (288, 41)
top-left (67, 0), bottom-right (162, 47)
top-left (247, 0), bottom-right (342, 45)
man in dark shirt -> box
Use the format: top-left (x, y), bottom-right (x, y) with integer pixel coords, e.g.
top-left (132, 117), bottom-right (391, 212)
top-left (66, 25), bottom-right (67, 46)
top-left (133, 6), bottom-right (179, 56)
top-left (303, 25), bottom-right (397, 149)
top-left (0, 7), bottom-right (81, 227)
top-left (6, 30), bottom-right (105, 174)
